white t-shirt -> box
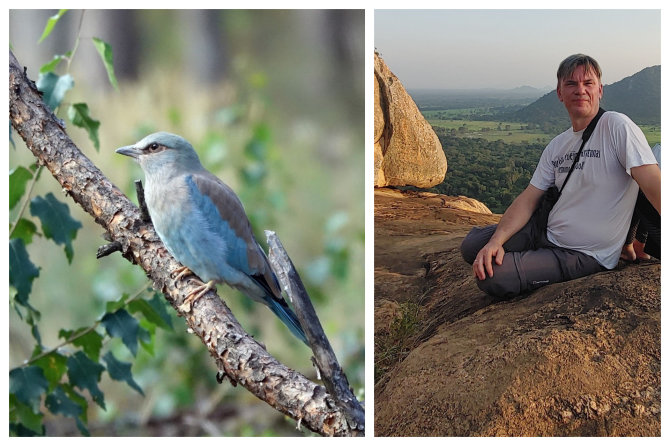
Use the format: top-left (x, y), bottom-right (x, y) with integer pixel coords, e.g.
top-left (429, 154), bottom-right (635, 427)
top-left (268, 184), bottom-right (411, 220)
top-left (530, 111), bottom-right (657, 269)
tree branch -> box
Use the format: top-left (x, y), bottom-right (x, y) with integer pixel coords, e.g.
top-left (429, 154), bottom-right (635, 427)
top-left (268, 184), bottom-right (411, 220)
top-left (9, 50), bottom-right (363, 437)
top-left (266, 231), bottom-right (365, 431)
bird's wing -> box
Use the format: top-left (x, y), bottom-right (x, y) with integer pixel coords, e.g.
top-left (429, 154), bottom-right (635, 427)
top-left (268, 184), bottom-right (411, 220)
top-left (187, 172), bottom-right (283, 298)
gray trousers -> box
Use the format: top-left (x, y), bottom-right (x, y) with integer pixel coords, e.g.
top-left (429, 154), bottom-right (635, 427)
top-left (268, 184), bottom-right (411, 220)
top-left (460, 217), bottom-right (605, 298)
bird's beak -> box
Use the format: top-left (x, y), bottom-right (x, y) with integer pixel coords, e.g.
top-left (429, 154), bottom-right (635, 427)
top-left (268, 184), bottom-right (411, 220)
top-left (115, 145), bottom-right (141, 159)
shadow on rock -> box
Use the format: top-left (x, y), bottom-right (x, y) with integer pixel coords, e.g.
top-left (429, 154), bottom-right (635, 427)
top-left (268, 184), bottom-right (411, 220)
top-left (374, 188), bottom-right (660, 436)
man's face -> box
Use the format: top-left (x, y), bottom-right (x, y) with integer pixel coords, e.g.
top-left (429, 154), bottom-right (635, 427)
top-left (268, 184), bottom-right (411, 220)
top-left (557, 64), bottom-right (602, 122)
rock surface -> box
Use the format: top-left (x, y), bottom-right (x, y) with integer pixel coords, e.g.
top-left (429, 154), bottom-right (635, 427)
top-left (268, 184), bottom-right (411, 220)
top-left (374, 188), bottom-right (660, 436)
top-left (374, 54), bottom-right (447, 188)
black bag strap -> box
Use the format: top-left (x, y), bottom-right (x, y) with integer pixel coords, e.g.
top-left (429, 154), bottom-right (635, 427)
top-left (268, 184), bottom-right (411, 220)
top-left (559, 107), bottom-right (606, 194)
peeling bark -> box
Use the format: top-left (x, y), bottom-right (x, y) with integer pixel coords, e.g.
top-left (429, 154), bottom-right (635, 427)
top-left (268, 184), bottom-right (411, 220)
top-left (9, 50), bottom-right (363, 437)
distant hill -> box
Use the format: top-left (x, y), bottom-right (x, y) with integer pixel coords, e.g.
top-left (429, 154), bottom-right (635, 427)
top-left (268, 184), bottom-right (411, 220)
top-left (601, 65), bottom-right (661, 124)
top-left (514, 65), bottom-right (660, 128)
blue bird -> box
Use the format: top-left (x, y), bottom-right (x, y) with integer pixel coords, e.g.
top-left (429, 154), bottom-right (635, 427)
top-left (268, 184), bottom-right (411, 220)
top-left (116, 132), bottom-right (308, 345)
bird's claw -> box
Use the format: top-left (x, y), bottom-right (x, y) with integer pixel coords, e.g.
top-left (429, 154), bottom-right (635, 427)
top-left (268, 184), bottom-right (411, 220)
top-left (172, 265), bottom-right (194, 282)
top-left (178, 279), bottom-right (216, 312)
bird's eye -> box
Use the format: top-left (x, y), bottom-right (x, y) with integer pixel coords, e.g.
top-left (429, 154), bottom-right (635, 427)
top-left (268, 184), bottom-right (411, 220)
top-left (148, 143), bottom-right (160, 152)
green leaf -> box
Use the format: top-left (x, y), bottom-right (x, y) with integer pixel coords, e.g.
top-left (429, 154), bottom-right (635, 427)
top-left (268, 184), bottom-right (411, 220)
top-left (66, 351), bottom-right (106, 409)
top-left (105, 292), bottom-right (130, 313)
top-left (9, 396), bottom-right (44, 436)
top-left (39, 51), bottom-right (72, 74)
top-left (9, 366), bottom-right (49, 412)
top-left (32, 351), bottom-right (68, 391)
top-left (9, 422), bottom-right (43, 437)
top-left (11, 218), bottom-right (39, 245)
top-left (38, 9), bottom-right (67, 43)
top-left (138, 319), bottom-right (155, 355)
top-left (30, 324), bottom-right (43, 347)
top-left (326, 237), bottom-right (350, 280)
top-left (30, 162), bottom-right (43, 177)
top-left (253, 122), bottom-right (271, 142)
top-left (128, 293), bottom-right (173, 330)
top-left (36, 72), bottom-right (74, 111)
top-left (68, 103), bottom-right (100, 151)
top-left (57, 384), bottom-right (91, 435)
top-left (101, 309), bottom-right (142, 356)
top-left (9, 238), bottom-right (40, 307)
top-left (45, 386), bottom-right (84, 418)
top-left (59, 328), bottom-right (104, 362)
top-left (75, 418), bottom-right (91, 437)
top-left (61, 384), bottom-right (89, 424)
top-left (245, 140), bottom-right (267, 160)
top-left (9, 166), bottom-right (33, 210)
top-left (30, 193), bottom-right (82, 263)
top-left (102, 351), bottom-right (144, 395)
top-left (92, 37), bottom-right (119, 90)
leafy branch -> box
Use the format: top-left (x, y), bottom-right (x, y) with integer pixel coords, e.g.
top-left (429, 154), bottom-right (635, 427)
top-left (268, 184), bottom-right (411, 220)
top-left (16, 282), bottom-right (152, 369)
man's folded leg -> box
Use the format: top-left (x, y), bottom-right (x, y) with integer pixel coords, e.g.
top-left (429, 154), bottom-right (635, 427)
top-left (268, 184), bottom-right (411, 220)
top-left (460, 218), bottom-right (537, 265)
top-left (476, 247), bottom-right (605, 298)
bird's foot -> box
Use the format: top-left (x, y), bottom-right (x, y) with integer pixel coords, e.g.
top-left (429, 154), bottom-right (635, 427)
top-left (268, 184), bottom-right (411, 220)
top-left (172, 265), bottom-right (195, 283)
top-left (178, 279), bottom-right (217, 313)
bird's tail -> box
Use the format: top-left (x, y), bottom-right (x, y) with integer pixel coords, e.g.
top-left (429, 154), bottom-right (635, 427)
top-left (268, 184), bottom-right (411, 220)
top-left (266, 297), bottom-right (309, 346)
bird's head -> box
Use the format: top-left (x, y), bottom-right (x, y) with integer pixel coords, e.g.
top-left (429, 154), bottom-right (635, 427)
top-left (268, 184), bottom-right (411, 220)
top-left (116, 132), bottom-right (203, 176)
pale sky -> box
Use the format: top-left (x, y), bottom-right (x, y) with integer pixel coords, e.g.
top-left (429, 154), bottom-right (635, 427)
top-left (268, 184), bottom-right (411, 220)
top-left (375, 9), bottom-right (661, 90)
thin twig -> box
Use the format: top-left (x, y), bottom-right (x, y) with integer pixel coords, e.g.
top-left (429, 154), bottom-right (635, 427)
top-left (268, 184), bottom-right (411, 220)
top-left (96, 240), bottom-right (123, 258)
top-left (64, 10), bottom-right (86, 74)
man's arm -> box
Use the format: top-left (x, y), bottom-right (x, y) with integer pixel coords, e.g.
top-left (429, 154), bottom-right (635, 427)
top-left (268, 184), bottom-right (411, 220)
top-left (473, 184), bottom-right (545, 280)
top-left (631, 163), bottom-right (661, 214)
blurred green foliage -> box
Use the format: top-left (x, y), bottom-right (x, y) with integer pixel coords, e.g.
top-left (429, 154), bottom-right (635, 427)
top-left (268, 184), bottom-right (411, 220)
top-left (9, 9), bottom-right (364, 436)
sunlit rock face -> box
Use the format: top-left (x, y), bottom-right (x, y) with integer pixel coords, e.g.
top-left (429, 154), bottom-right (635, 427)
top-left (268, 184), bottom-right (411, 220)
top-left (374, 53), bottom-right (447, 188)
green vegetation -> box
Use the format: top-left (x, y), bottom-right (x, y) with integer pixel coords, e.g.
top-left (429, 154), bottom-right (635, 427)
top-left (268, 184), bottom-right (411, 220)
top-left (640, 125), bottom-right (661, 147)
top-left (426, 130), bottom-right (543, 214)
top-left (427, 116), bottom-right (660, 147)
top-left (419, 117), bottom-right (660, 214)
top-left (374, 302), bottom-right (421, 384)
top-left (422, 108), bottom-right (489, 119)
top-left (426, 117), bottom-right (553, 145)
top-left (10, 12), bottom-right (148, 436)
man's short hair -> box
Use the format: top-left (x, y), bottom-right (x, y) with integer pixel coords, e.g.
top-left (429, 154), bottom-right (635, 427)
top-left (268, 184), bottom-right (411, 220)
top-left (557, 54), bottom-right (602, 84)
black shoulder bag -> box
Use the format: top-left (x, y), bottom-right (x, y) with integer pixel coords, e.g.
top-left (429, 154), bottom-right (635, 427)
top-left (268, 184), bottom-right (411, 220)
top-left (531, 107), bottom-right (605, 249)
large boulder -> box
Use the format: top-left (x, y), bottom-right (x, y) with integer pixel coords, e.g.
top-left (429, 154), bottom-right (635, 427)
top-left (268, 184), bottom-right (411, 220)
top-left (374, 54), bottom-right (447, 188)
top-left (374, 188), bottom-right (660, 436)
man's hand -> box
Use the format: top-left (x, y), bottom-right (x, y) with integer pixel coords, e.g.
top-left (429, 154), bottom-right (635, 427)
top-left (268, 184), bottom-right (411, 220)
top-left (471, 184), bottom-right (544, 280)
top-left (473, 240), bottom-right (505, 280)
